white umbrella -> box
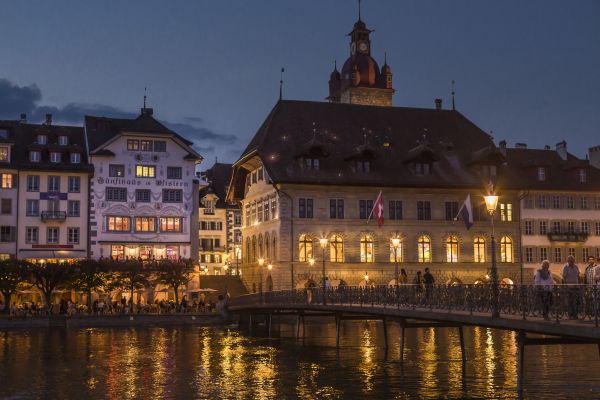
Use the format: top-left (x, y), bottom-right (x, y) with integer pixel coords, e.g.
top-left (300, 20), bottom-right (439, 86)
top-left (196, 288), bottom-right (218, 293)
top-left (155, 288), bottom-right (170, 293)
top-left (18, 289), bottom-right (38, 294)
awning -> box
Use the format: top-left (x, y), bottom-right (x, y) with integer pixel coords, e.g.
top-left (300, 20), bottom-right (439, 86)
top-left (18, 249), bottom-right (86, 259)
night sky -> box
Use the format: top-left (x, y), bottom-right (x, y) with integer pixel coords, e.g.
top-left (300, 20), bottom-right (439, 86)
top-left (1, 0), bottom-right (598, 168)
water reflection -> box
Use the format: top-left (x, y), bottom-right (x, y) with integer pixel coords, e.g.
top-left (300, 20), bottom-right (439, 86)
top-left (0, 323), bottom-right (598, 399)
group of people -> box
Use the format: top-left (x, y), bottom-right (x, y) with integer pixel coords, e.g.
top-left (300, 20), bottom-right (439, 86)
top-left (534, 255), bottom-right (598, 320)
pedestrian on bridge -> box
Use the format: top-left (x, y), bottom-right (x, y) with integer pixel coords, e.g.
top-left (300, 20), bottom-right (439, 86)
top-left (584, 256), bottom-right (597, 287)
top-left (534, 260), bottom-right (554, 320)
top-left (424, 268), bottom-right (435, 299)
top-left (562, 255), bottom-right (581, 320)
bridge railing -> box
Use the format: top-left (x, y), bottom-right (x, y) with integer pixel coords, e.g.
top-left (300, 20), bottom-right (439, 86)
top-left (231, 284), bottom-right (600, 325)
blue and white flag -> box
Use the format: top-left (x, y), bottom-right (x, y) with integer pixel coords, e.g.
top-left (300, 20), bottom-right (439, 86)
top-left (457, 194), bottom-right (474, 230)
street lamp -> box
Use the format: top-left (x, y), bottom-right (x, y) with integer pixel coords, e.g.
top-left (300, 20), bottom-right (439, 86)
top-left (391, 236), bottom-right (401, 292)
top-left (223, 263), bottom-right (229, 275)
top-left (235, 244), bottom-right (241, 276)
top-left (319, 237), bottom-right (328, 305)
top-left (484, 191), bottom-right (500, 318)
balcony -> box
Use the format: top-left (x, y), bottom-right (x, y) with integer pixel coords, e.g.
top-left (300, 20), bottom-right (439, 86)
top-left (199, 245), bottom-right (226, 252)
top-left (547, 231), bottom-right (588, 243)
top-left (41, 211), bottom-right (66, 222)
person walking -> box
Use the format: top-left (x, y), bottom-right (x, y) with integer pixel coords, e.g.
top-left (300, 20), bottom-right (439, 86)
top-left (534, 260), bottom-right (554, 320)
top-left (399, 269), bottom-right (408, 284)
top-left (584, 256), bottom-right (597, 287)
top-left (423, 268), bottom-right (435, 300)
top-left (562, 255), bottom-right (581, 319)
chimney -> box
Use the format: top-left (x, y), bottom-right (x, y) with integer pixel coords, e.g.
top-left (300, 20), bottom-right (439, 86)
top-left (556, 140), bottom-right (567, 160)
top-left (45, 113), bottom-right (52, 125)
top-left (140, 107), bottom-right (154, 116)
top-left (544, 145), bottom-right (551, 150)
top-left (515, 143), bottom-right (527, 149)
top-left (434, 98), bottom-right (442, 110)
top-left (498, 140), bottom-right (507, 156)
top-left (19, 113), bottom-right (26, 123)
top-left (588, 145), bottom-right (600, 170)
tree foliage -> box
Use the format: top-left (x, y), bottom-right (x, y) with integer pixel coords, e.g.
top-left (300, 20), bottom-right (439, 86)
top-left (0, 259), bottom-right (28, 312)
top-left (153, 258), bottom-right (194, 304)
top-left (27, 262), bottom-right (77, 308)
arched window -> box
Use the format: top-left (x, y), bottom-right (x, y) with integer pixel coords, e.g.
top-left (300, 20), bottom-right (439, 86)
top-left (473, 236), bottom-right (486, 263)
top-left (298, 234), bottom-right (313, 262)
top-left (500, 236), bottom-right (513, 263)
top-left (252, 236), bottom-right (257, 261)
top-left (330, 235), bottom-right (344, 262)
top-left (271, 234), bottom-right (277, 261)
top-left (389, 239), bottom-right (403, 262)
top-left (265, 233), bottom-right (271, 260)
top-left (446, 235), bottom-right (459, 263)
top-left (246, 238), bottom-right (251, 263)
top-left (417, 235), bottom-right (432, 263)
top-left (360, 234), bottom-right (374, 262)
top-left (258, 234), bottom-right (264, 259)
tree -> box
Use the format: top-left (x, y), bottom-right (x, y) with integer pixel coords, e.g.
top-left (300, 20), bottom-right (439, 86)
top-left (0, 259), bottom-right (27, 313)
top-left (110, 259), bottom-right (151, 307)
top-left (153, 258), bottom-right (194, 305)
top-left (27, 262), bottom-right (76, 309)
top-left (70, 259), bottom-right (112, 311)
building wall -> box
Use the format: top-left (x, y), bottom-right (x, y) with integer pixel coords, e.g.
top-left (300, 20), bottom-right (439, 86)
top-left (520, 191), bottom-right (600, 279)
top-left (0, 168), bottom-right (18, 258)
top-left (17, 170), bottom-right (89, 261)
top-left (89, 134), bottom-right (198, 260)
top-left (340, 87), bottom-right (393, 107)
top-left (240, 172), bottom-right (522, 292)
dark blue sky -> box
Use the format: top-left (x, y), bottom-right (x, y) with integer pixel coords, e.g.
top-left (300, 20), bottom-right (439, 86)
top-left (1, 0), bottom-right (599, 167)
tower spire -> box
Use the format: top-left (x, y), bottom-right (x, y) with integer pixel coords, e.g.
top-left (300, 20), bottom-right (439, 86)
top-left (279, 67), bottom-right (285, 100)
top-left (451, 80), bottom-right (456, 111)
top-left (143, 87), bottom-right (147, 111)
top-left (358, 0), bottom-right (362, 20)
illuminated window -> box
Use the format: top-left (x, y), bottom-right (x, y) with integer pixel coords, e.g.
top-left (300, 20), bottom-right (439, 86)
top-left (389, 239), bottom-right (403, 262)
top-left (258, 235), bottom-right (263, 258)
top-left (160, 217), bottom-right (182, 232)
top-left (418, 235), bottom-right (432, 263)
top-left (134, 217), bottom-right (156, 232)
top-left (329, 235), bottom-right (344, 262)
top-left (136, 165), bottom-right (155, 178)
top-left (473, 236), bottom-right (486, 263)
top-left (500, 203), bottom-right (512, 222)
top-left (127, 139), bottom-right (139, 151)
top-left (111, 245), bottom-right (125, 260)
top-left (0, 147), bottom-right (8, 161)
top-left (107, 216), bottom-right (130, 232)
top-left (446, 235), bottom-right (459, 263)
top-left (298, 234), bottom-right (313, 262)
top-left (140, 140), bottom-right (153, 151)
top-left (1, 174), bottom-right (12, 189)
top-left (500, 236), bottom-right (513, 263)
top-left (360, 234), bottom-right (374, 262)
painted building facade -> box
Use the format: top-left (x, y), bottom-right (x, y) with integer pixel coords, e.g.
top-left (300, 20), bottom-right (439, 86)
top-left (85, 108), bottom-right (202, 261)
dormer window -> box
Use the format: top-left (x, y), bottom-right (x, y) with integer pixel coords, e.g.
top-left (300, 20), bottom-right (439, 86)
top-left (37, 135), bottom-right (47, 145)
top-left (305, 158), bottom-right (320, 170)
top-left (415, 162), bottom-right (430, 175)
top-left (356, 160), bottom-right (370, 173)
top-left (70, 153), bottom-right (81, 164)
top-left (0, 147), bottom-right (8, 162)
top-left (204, 199), bottom-right (215, 215)
top-left (579, 168), bottom-right (587, 183)
top-left (58, 135), bottom-right (68, 146)
top-left (30, 151), bottom-right (40, 162)
top-left (50, 152), bottom-right (61, 163)
top-left (538, 167), bottom-right (546, 182)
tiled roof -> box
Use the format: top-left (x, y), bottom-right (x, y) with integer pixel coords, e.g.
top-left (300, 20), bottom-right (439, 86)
top-left (230, 100), bottom-right (498, 199)
top-left (200, 162), bottom-right (238, 209)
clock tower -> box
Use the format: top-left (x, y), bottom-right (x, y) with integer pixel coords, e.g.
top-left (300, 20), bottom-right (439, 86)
top-left (327, 18), bottom-right (395, 107)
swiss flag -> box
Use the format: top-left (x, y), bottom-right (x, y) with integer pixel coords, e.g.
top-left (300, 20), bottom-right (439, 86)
top-left (368, 190), bottom-right (385, 227)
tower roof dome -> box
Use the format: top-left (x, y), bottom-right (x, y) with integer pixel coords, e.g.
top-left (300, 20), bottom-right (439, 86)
top-left (341, 53), bottom-right (381, 87)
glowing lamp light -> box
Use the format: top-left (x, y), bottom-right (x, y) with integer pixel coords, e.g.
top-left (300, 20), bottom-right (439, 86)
top-left (258, 258), bottom-right (265, 266)
top-left (484, 194), bottom-right (499, 214)
top-left (308, 258), bottom-right (315, 266)
top-left (319, 238), bottom-right (328, 248)
top-left (223, 264), bottom-right (229, 271)
top-left (267, 264), bottom-right (273, 271)
top-left (364, 272), bottom-right (369, 282)
top-left (391, 237), bottom-right (401, 248)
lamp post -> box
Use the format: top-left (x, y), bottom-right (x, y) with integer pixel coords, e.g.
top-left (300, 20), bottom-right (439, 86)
top-left (267, 263), bottom-right (273, 291)
top-left (319, 237), bottom-right (328, 305)
top-left (223, 263), bottom-right (229, 275)
top-left (258, 257), bottom-right (264, 303)
top-left (391, 237), bottom-right (401, 292)
top-left (235, 244), bottom-right (241, 276)
top-left (484, 192), bottom-right (500, 318)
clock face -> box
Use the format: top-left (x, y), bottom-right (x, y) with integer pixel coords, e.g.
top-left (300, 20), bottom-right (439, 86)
top-left (358, 42), bottom-right (368, 52)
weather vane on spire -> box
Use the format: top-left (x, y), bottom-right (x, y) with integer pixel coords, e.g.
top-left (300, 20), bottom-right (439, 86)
top-left (143, 87), bottom-right (147, 110)
top-left (279, 67), bottom-right (285, 101)
top-left (358, 0), bottom-right (362, 20)
top-left (451, 80), bottom-right (456, 111)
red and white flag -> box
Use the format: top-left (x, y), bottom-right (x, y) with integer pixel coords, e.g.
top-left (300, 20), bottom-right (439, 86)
top-left (367, 190), bottom-right (384, 227)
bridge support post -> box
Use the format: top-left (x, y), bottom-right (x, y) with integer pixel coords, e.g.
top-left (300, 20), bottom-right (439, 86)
top-left (382, 317), bottom-right (388, 351)
top-left (268, 313), bottom-right (272, 338)
top-left (335, 314), bottom-right (341, 349)
top-left (248, 313), bottom-right (253, 336)
top-left (458, 325), bottom-right (466, 365)
top-left (517, 331), bottom-right (525, 394)
top-left (399, 319), bottom-right (406, 365)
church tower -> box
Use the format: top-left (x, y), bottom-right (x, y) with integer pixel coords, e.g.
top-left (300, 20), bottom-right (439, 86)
top-left (327, 17), bottom-right (394, 107)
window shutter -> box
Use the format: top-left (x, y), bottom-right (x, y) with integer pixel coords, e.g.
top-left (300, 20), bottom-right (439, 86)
top-left (11, 174), bottom-right (17, 189)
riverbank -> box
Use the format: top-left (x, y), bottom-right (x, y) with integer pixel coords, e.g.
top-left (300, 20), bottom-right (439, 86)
top-left (0, 314), bottom-right (224, 330)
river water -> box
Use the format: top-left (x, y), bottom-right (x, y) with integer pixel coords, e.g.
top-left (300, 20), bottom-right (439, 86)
top-left (0, 321), bottom-right (598, 399)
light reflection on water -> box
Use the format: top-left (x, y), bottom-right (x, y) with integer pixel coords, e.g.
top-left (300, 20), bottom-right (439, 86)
top-left (1, 322), bottom-right (599, 399)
